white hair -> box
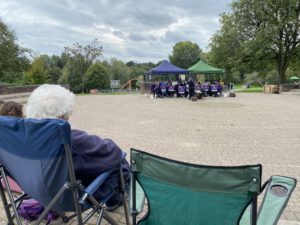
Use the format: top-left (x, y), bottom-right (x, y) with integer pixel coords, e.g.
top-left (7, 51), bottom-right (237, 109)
top-left (26, 84), bottom-right (75, 119)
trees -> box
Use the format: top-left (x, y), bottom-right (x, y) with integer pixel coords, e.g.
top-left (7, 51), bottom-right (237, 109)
top-left (84, 62), bottom-right (110, 91)
top-left (0, 19), bottom-right (30, 84)
top-left (108, 58), bottom-right (130, 85)
top-left (26, 55), bottom-right (50, 84)
top-left (209, 14), bottom-right (243, 82)
top-left (25, 54), bottom-right (63, 85)
top-left (210, 0), bottom-right (300, 84)
top-left (169, 41), bottom-right (202, 69)
top-left (64, 39), bottom-right (102, 72)
top-left (47, 55), bottom-right (63, 84)
top-left (60, 58), bottom-right (84, 93)
top-left (63, 39), bottom-right (103, 92)
top-left (48, 66), bottom-right (62, 84)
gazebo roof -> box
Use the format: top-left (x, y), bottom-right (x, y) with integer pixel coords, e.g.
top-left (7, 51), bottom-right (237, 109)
top-left (188, 60), bottom-right (225, 74)
top-left (146, 60), bottom-right (189, 75)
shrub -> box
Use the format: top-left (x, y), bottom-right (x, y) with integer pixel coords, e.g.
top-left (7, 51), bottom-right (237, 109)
top-left (84, 63), bottom-right (110, 92)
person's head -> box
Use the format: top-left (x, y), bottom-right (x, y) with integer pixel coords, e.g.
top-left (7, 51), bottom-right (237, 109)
top-left (0, 101), bottom-right (23, 118)
top-left (26, 84), bottom-right (75, 120)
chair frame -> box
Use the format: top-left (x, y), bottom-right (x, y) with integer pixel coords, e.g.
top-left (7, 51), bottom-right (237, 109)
top-left (131, 149), bottom-right (259, 225)
top-left (0, 143), bottom-right (130, 225)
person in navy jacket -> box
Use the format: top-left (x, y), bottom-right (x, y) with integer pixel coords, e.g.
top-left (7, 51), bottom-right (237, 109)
top-left (26, 84), bottom-right (130, 210)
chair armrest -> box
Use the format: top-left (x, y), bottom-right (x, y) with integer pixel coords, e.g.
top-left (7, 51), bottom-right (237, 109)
top-left (83, 151), bottom-right (127, 196)
top-left (84, 168), bottom-right (115, 196)
top-left (239, 176), bottom-right (297, 225)
top-left (257, 175), bottom-right (297, 225)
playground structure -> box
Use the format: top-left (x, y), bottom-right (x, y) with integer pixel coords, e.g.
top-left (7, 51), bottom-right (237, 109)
top-left (121, 77), bottom-right (139, 90)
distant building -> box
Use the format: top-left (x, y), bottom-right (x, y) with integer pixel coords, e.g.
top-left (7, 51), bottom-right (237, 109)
top-left (110, 80), bottom-right (121, 89)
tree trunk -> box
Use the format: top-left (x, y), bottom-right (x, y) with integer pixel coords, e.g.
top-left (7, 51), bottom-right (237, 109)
top-left (277, 66), bottom-right (285, 85)
top-left (277, 53), bottom-right (288, 85)
top-left (279, 61), bottom-right (289, 85)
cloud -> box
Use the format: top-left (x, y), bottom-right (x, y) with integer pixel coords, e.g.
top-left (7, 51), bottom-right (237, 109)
top-left (129, 33), bottom-right (156, 42)
top-left (0, 0), bottom-right (231, 63)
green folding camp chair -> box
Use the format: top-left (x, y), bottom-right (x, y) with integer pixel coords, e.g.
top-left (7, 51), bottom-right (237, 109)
top-left (130, 149), bottom-right (297, 225)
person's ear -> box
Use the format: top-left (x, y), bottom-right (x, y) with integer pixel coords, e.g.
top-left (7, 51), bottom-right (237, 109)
top-left (59, 114), bottom-right (69, 121)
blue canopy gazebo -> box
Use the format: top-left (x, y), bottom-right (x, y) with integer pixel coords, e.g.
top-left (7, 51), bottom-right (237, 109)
top-left (142, 60), bottom-right (189, 93)
top-left (145, 60), bottom-right (189, 76)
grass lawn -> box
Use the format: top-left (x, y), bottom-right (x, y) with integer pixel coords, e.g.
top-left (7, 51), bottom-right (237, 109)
top-left (234, 84), bottom-right (263, 93)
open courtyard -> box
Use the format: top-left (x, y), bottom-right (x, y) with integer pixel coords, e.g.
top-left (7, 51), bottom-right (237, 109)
top-left (1, 92), bottom-right (300, 224)
top-left (71, 92), bottom-right (300, 223)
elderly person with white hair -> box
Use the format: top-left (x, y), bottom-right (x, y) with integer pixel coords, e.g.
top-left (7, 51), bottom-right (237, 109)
top-left (26, 84), bottom-right (130, 211)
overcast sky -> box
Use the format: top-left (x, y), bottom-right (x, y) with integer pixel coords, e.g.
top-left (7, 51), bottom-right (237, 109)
top-left (0, 0), bottom-right (231, 63)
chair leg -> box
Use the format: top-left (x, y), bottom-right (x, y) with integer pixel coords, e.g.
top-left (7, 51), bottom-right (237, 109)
top-left (251, 194), bottom-right (258, 225)
top-left (103, 210), bottom-right (119, 225)
top-left (96, 208), bottom-right (105, 225)
top-left (0, 177), bottom-right (14, 225)
top-left (33, 184), bottom-right (70, 225)
top-left (0, 168), bottom-right (22, 225)
top-left (132, 172), bottom-right (137, 225)
top-left (64, 144), bottom-right (84, 225)
top-left (82, 191), bottom-right (120, 225)
top-left (82, 208), bottom-right (97, 224)
top-left (71, 187), bottom-right (83, 225)
top-left (121, 192), bottom-right (130, 225)
top-left (119, 165), bottom-right (130, 225)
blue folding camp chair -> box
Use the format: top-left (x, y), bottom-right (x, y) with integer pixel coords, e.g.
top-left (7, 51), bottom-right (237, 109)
top-left (0, 116), bottom-right (130, 225)
top-left (130, 149), bottom-right (297, 225)
top-left (178, 85), bottom-right (186, 97)
top-left (210, 84), bottom-right (218, 97)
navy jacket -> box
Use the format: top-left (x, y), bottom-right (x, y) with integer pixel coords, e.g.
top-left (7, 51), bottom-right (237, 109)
top-left (71, 129), bottom-right (130, 201)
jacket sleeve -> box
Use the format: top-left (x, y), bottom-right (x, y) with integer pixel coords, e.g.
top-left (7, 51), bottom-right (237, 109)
top-left (71, 129), bottom-right (123, 185)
